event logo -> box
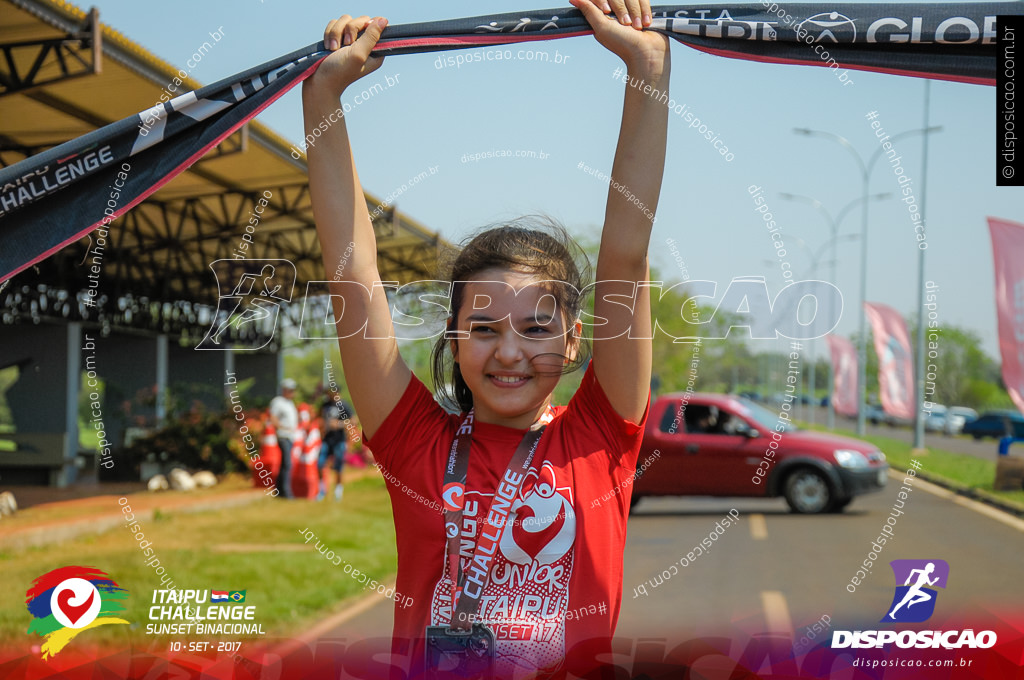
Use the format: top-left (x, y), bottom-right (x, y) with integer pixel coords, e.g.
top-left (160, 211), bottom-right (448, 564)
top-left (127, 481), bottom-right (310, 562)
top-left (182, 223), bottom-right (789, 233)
top-left (26, 566), bottom-right (129, 659)
top-left (797, 12), bottom-right (857, 43)
top-left (442, 482), bottom-right (465, 512)
top-left (883, 559), bottom-right (948, 623)
top-left (832, 558), bottom-right (995, 650)
top-left (197, 259), bottom-right (295, 350)
top-left (500, 462), bottom-right (575, 565)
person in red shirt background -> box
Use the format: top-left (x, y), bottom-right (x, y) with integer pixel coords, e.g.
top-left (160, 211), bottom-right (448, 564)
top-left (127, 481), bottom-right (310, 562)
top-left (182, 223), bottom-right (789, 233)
top-left (305, 0), bottom-right (669, 676)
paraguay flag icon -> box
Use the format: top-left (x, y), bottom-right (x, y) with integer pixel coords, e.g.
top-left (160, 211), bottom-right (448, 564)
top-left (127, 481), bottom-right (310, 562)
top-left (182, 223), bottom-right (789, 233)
top-left (211, 590), bottom-right (230, 602)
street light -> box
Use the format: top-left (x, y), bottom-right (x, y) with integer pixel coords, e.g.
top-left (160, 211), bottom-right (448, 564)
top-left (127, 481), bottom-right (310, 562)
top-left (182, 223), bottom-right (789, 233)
top-left (767, 233), bottom-right (855, 427)
top-left (780, 192), bottom-right (889, 430)
top-left (792, 234), bottom-right (856, 427)
top-left (793, 125), bottom-right (942, 436)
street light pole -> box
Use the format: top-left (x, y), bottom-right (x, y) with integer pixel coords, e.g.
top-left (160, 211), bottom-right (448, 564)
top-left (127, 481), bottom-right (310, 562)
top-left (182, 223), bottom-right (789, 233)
top-left (791, 236), bottom-right (850, 428)
top-left (793, 126), bottom-right (942, 437)
top-left (779, 192), bottom-right (887, 430)
top-left (913, 81), bottom-right (934, 451)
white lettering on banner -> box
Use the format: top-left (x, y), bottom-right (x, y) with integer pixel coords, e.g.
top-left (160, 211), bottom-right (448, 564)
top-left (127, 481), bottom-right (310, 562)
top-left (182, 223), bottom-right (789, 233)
top-left (648, 11), bottom-right (996, 46)
top-left (0, 146), bottom-right (115, 218)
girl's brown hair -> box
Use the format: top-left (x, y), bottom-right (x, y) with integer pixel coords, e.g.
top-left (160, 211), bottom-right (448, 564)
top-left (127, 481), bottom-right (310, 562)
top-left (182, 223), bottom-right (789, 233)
top-left (430, 216), bottom-right (592, 413)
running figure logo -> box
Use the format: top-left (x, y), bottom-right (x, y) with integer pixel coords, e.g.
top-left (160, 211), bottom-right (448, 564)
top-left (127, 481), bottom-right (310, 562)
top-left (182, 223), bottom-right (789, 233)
top-left (197, 259), bottom-right (295, 350)
top-left (883, 559), bottom-right (949, 623)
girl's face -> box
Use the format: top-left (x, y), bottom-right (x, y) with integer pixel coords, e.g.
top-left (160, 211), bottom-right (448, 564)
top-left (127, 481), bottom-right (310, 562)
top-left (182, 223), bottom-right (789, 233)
top-left (450, 268), bottom-right (581, 429)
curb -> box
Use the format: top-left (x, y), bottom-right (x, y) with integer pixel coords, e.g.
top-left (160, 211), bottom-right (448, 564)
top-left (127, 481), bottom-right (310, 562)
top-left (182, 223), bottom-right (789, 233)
top-left (909, 467), bottom-right (1024, 519)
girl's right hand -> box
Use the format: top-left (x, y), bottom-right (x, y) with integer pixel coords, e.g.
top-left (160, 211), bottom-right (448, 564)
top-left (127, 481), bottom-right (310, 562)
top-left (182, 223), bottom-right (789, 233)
top-left (306, 14), bottom-right (389, 97)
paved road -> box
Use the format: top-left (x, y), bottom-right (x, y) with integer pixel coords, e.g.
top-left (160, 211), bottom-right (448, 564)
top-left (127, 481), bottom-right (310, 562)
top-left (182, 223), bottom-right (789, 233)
top-left (313, 471), bottom-right (1024, 674)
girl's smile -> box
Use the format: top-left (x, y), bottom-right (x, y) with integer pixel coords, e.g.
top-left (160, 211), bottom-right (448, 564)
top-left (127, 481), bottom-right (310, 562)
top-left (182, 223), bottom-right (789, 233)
top-left (451, 268), bottom-right (581, 428)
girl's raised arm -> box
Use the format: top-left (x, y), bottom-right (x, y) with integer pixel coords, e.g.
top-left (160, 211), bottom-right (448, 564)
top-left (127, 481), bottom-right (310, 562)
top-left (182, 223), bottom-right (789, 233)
top-left (304, 15), bottom-right (411, 440)
top-left (572, 0), bottom-right (670, 424)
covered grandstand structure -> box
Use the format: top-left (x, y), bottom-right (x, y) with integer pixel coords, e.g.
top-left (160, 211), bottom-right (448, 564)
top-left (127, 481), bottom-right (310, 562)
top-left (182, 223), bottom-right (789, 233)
top-left (0, 0), bottom-right (446, 485)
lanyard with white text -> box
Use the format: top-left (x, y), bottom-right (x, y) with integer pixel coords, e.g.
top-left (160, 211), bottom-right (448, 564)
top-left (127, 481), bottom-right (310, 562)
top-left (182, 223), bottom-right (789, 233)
top-left (441, 406), bottom-right (555, 632)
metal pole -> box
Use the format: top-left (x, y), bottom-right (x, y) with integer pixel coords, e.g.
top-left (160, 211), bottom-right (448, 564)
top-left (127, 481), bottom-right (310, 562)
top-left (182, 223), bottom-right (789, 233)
top-left (809, 339), bottom-right (816, 426)
top-left (857, 168), bottom-right (869, 436)
top-left (913, 81), bottom-right (932, 451)
top-left (793, 127), bottom-right (936, 437)
top-left (828, 236), bottom-right (837, 430)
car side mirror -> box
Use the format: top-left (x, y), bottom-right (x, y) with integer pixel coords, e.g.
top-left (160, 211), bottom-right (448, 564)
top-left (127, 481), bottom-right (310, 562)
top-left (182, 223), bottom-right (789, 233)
top-left (731, 422), bottom-right (758, 438)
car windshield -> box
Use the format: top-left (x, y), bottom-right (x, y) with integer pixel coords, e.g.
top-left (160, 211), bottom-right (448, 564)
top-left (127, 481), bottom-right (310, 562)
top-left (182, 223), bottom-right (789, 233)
top-left (735, 398), bottom-right (797, 432)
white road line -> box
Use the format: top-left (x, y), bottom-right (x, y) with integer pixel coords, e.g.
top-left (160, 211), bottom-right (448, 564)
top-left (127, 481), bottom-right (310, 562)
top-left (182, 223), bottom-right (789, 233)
top-left (761, 590), bottom-right (792, 635)
top-left (891, 469), bottom-right (1024, 533)
top-left (750, 513), bottom-right (767, 540)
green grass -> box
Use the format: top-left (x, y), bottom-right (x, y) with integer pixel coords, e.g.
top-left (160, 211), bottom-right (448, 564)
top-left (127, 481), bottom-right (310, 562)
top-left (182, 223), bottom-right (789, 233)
top-left (2, 475), bottom-right (399, 645)
top-left (802, 423), bottom-right (1024, 509)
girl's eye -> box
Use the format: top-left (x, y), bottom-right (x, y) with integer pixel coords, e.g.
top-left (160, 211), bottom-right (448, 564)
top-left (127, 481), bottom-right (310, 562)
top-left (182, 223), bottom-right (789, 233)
top-left (471, 326), bottom-right (495, 334)
top-left (526, 326), bottom-right (551, 335)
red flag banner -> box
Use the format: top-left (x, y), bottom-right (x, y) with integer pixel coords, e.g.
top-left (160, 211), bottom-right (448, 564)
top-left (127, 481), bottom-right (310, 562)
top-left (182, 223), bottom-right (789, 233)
top-left (988, 217), bottom-right (1024, 415)
top-left (864, 302), bottom-right (915, 422)
top-left (826, 334), bottom-right (858, 417)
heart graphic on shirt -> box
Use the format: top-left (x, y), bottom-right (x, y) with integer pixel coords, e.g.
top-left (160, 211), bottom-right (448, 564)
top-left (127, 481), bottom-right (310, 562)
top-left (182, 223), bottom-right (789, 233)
top-left (56, 588), bottom-right (95, 626)
top-left (511, 504), bottom-right (566, 561)
top-left (500, 462), bottom-right (576, 565)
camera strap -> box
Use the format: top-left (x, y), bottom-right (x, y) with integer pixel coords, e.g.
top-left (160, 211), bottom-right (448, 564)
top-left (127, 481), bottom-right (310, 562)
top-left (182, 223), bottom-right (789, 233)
top-left (442, 405), bottom-right (555, 632)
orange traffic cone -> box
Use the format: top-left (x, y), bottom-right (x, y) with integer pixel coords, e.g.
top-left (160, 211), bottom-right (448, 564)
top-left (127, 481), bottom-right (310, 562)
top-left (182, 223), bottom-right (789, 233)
top-left (291, 404), bottom-right (321, 499)
top-left (257, 419), bottom-right (282, 490)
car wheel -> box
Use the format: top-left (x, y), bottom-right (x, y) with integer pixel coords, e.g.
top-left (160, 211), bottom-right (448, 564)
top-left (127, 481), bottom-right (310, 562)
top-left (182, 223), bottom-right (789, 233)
top-left (784, 468), bottom-right (832, 514)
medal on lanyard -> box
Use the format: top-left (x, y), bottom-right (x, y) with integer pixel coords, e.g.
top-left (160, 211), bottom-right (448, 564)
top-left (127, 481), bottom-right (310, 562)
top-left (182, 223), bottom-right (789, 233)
top-left (424, 405), bottom-right (554, 678)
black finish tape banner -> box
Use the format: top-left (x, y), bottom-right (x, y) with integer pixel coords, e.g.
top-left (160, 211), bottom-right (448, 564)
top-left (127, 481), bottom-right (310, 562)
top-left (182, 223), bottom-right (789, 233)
top-left (0, 3), bottom-right (1016, 283)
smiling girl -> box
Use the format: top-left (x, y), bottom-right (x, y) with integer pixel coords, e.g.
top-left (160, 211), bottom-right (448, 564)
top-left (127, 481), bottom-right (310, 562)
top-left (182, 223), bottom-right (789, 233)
top-left (305, 1), bottom-right (670, 677)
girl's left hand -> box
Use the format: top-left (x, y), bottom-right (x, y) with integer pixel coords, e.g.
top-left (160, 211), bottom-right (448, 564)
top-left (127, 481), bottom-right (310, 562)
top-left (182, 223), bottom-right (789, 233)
top-left (569, 0), bottom-right (669, 74)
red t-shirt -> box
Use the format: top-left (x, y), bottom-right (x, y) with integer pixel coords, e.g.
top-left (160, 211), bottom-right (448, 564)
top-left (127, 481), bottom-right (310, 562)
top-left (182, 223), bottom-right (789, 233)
top-left (365, 361), bottom-right (649, 679)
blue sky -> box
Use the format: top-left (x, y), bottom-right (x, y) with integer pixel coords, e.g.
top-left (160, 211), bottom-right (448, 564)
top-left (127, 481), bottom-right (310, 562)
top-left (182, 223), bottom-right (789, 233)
top-left (88, 0), bottom-right (1020, 360)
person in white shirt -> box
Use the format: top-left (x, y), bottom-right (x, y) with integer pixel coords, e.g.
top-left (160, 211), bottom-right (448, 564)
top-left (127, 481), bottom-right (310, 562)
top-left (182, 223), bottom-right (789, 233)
top-left (269, 378), bottom-right (299, 499)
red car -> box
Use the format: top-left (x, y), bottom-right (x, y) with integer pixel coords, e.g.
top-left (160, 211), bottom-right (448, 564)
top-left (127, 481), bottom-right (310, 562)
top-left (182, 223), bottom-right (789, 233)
top-left (631, 393), bottom-right (888, 514)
